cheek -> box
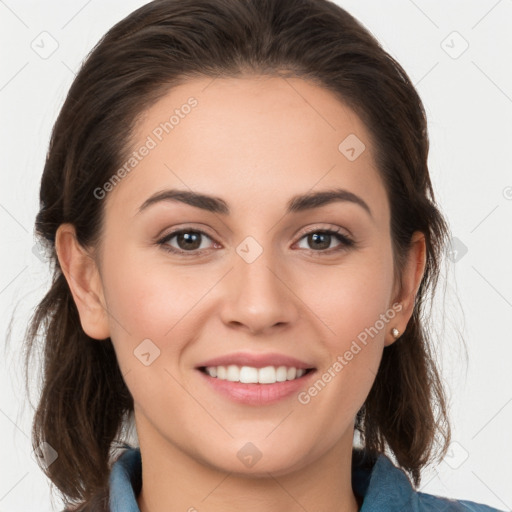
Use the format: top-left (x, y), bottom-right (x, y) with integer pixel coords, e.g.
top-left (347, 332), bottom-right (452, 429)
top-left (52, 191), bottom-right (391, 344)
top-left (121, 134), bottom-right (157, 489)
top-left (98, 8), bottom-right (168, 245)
top-left (296, 263), bottom-right (393, 434)
top-left (99, 247), bottom-right (189, 363)
top-left (101, 258), bottom-right (210, 410)
top-left (102, 241), bottom-right (204, 332)
top-left (296, 248), bottom-right (394, 392)
top-left (299, 250), bottom-right (395, 341)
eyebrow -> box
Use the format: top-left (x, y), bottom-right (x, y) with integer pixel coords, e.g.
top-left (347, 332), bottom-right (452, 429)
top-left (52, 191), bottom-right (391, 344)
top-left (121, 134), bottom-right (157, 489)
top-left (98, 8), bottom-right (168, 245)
top-left (137, 187), bottom-right (372, 218)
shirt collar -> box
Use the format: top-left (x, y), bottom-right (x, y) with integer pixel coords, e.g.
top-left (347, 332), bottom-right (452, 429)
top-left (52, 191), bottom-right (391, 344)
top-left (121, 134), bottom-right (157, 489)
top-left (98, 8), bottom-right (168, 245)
top-left (109, 446), bottom-right (142, 512)
top-left (351, 448), bottom-right (416, 511)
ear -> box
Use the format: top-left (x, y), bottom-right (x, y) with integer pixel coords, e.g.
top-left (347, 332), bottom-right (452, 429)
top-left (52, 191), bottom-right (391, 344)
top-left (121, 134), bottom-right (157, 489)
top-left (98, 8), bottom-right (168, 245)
top-left (385, 231), bottom-right (426, 347)
top-left (55, 223), bottom-right (110, 340)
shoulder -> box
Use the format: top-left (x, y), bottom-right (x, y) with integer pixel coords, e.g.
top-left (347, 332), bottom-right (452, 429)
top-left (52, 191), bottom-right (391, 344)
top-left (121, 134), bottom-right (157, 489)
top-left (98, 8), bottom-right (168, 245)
top-left (352, 448), bottom-right (505, 512)
top-left (416, 492), bottom-right (505, 511)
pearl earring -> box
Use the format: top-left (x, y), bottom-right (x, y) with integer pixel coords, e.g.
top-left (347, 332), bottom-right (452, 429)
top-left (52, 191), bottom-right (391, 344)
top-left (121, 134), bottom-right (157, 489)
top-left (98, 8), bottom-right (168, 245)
top-left (391, 327), bottom-right (401, 339)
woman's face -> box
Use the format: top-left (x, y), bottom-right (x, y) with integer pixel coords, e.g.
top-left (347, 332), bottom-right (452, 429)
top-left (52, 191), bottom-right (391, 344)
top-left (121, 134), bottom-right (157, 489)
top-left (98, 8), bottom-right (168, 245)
top-left (70, 75), bottom-right (420, 475)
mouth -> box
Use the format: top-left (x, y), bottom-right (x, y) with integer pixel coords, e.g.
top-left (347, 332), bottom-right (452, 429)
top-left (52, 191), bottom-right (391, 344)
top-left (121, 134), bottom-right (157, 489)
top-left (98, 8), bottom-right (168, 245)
top-left (196, 365), bottom-right (318, 406)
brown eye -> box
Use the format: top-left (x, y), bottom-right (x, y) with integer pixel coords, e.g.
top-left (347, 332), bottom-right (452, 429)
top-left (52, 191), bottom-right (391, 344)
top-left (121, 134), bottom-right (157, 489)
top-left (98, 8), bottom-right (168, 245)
top-left (158, 229), bottom-right (216, 254)
top-left (296, 229), bottom-right (355, 253)
top-left (175, 231), bottom-right (203, 250)
top-left (306, 232), bottom-right (332, 250)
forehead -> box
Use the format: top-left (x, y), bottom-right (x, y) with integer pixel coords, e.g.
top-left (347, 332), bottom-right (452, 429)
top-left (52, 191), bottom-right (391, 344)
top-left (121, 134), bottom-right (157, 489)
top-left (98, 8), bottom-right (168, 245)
top-left (105, 74), bottom-right (388, 221)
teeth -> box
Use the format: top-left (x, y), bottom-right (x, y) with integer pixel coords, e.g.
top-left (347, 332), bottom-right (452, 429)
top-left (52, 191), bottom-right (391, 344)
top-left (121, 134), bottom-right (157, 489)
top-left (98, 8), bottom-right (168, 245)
top-left (204, 365), bottom-right (308, 384)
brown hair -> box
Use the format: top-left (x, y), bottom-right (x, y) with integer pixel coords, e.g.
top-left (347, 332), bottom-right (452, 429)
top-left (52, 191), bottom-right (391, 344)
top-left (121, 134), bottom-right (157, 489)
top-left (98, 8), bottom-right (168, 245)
top-left (24, 0), bottom-right (451, 509)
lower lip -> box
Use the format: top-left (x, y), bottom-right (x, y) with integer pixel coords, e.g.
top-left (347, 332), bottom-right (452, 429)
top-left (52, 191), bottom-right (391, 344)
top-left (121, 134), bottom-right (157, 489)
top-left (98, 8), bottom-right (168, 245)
top-left (196, 369), bottom-right (317, 406)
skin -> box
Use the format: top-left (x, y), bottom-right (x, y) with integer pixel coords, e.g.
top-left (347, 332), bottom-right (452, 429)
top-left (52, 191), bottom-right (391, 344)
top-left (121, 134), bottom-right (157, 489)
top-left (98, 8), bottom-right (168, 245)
top-left (56, 75), bottom-right (426, 512)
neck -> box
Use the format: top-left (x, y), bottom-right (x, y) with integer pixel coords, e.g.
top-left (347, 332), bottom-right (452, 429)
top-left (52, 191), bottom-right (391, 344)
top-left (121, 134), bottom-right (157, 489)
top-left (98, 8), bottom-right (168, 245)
top-left (135, 421), bottom-right (360, 512)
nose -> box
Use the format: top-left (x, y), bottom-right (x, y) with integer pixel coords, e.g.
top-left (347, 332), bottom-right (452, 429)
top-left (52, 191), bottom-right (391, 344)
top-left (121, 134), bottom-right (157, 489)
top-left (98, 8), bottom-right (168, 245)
top-left (219, 247), bottom-right (300, 335)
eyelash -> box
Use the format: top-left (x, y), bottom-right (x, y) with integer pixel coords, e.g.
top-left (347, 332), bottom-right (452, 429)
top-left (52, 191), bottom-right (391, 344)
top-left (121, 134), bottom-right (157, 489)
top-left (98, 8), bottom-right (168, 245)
top-left (156, 226), bottom-right (355, 257)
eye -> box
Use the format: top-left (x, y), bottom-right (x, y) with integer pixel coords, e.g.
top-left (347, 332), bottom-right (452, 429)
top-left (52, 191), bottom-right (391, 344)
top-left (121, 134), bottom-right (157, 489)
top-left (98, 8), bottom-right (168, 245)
top-left (157, 229), bottom-right (217, 255)
top-left (295, 228), bottom-right (355, 254)
top-left (156, 226), bottom-right (355, 256)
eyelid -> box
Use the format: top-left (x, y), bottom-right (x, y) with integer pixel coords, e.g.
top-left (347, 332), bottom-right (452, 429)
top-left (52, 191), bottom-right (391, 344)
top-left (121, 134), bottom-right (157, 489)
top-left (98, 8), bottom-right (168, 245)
top-left (294, 223), bottom-right (352, 240)
top-left (155, 222), bottom-right (216, 240)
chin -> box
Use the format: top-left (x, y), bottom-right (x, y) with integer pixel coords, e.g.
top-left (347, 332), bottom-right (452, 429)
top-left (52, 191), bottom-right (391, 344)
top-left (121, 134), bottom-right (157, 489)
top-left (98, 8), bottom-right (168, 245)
top-left (199, 441), bottom-right (308, 477)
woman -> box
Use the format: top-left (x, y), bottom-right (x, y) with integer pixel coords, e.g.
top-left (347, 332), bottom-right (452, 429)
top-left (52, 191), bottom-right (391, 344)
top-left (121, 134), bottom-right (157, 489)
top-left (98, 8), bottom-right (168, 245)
top-left (25, 0), bottom-right (504, 510)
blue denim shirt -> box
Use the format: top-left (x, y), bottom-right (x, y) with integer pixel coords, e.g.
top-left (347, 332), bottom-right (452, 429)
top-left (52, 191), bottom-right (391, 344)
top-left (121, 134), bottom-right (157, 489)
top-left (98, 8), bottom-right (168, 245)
top-left (108, 447), bottom-right (504, 512)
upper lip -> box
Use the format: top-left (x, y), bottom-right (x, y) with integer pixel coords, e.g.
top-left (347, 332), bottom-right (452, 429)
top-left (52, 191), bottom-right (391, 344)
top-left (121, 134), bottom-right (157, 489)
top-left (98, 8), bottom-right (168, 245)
top-left (196, 352), bottom-right (315, 370)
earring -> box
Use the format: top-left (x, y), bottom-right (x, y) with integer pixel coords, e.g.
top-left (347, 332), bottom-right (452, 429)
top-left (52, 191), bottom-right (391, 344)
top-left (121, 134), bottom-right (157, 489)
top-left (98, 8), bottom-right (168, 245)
top-left (391, 327), bottom-right (401, 339)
